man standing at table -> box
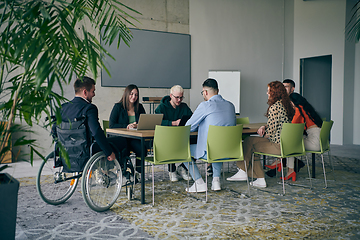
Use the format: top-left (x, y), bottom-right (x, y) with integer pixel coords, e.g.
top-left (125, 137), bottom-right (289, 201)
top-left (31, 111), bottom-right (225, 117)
top-left (184, 78), bottom-right (236, 192)
top-left (155, 85), bottom-right (192, 182)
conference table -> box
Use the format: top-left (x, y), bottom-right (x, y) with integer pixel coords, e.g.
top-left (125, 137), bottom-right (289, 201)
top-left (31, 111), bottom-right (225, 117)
top-left (106, 123), bottom-right (263, 204)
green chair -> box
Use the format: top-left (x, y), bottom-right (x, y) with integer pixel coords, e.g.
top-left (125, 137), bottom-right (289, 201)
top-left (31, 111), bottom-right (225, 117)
top-left (252, 123), bottom-right (311, 195)
top-left (145, 125), bottom-right (192, 205)
top-left (103, 120), bottom-right (109, 136)
top-left (306, 120), bottom-right (334, 188)
top-left (199, 125), bottom-right (249, 202)
top-left (236, 117), bottom-right (250, 125)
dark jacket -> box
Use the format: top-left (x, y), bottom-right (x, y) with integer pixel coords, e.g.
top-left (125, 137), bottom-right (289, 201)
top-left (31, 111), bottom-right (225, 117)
top-left (154, 95), bottom-right (193, 126)
top-left (109, 102), bottom-right (146, 128)
top-left (54, 97), bottom-right (113, 157)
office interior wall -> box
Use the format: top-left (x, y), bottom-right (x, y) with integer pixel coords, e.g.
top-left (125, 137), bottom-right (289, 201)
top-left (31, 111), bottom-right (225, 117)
top-left (283, 0), bottom-right (295, 79)
top-left (189, 0), bottom-right (285, 123)
top-left (22, 0), bottom-right (190, 159)
top-left (293, 0), bottom-right (346, 145)
top-left (354, 42), bottom-right (360, 145)
top-left (343, 0), bottom-right (357, 144)
top-left (94, 0), bottom-right (191, 124)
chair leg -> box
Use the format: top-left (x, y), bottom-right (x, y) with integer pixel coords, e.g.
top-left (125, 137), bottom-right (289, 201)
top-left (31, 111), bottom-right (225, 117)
top-left (321, 154), bottom-right (327, 188)
top-left (152, 164), bottom-right (155, 206)
top-left (222, 163), bottom-right (225, 185)
top-left (192, 161), bottom-right (197, 193)
top-left (251, 153), bottom-right (255, 185)
top-left (305, 154), bottom-right (312, 189)
top-left (205, 163), bottom-right (208, 203)
top-left (187, 164), bottom-right (190, 193)
top-left (280, 159), bottom-right (285, 195)
top-left (244, 160), bottom-right (250, 196)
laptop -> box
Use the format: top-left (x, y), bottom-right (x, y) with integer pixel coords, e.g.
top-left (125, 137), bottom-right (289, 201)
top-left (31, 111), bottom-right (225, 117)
top-left (131, 114), bottom-right (163, 130)
top-left (179, 115), bottom-right (192, 126)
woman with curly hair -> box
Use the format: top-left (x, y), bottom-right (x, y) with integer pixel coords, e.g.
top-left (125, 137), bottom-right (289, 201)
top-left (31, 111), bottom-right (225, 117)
top-left (281, 92), bottom-right (323, 181)
top-left (227, 81), bottom-right (294, 188)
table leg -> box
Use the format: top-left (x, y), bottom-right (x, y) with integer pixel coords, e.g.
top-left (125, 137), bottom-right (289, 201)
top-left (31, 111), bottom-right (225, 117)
top-left (312, 153), bottom-right (316, 178)
top-left (141, 138), bottom-right (145, 204)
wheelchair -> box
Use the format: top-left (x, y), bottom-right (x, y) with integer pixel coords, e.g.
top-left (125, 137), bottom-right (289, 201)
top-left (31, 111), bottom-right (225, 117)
top-left (36, 121), bottom-right (135, 212)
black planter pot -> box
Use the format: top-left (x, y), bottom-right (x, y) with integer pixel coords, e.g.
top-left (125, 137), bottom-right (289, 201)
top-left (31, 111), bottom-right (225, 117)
top-left (0, 172), bottom-right (20, 240)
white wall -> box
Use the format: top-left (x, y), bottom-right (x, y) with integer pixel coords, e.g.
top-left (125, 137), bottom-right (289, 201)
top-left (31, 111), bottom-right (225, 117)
top-left (189, 0), bottom-right (285, 123)
top-left (293, 0), bottom-right (346, 145)
top-left (354, 42), bottom-right (360, 144)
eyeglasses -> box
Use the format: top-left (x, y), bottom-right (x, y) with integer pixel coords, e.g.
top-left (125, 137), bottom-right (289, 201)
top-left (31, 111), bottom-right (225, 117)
top-left (201, 90), bottom-right (207, 95)
top-left (171, 94), bottom-right (184, 100)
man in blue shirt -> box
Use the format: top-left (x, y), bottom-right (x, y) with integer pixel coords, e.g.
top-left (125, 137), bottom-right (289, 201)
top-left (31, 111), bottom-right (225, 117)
top-left (184, 78), bottom-right (236, 192)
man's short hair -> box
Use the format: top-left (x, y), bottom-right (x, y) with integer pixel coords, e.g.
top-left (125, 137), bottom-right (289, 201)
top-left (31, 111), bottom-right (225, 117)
top-left (170, 85), bottom-right (184, 94)
top-left (283, 79), bottom-right (295, 89)
top-left (74, 76), bottom-right (96, 94)
top-left (202, 78), bottom-right (218, 91)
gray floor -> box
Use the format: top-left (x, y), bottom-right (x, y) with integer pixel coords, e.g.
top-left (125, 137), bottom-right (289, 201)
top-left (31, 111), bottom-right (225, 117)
top-left (2, 144), bottom-right (360, 239)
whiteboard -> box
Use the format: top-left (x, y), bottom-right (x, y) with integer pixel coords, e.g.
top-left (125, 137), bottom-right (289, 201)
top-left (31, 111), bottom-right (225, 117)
top-left (208, 71), bottom-right (240, 114)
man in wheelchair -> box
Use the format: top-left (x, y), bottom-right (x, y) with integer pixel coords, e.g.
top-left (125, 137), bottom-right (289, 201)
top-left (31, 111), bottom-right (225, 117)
top-left (37, 77), bottom-right (135, 211)
top-left (51, 76), bottom-right (131, 178)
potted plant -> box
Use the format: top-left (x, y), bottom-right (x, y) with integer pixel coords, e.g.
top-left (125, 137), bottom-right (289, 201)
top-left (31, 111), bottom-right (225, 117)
top-left (0, 0), bottom-right (140, 238)
top-left (346, 1), bottom-right (360, 43)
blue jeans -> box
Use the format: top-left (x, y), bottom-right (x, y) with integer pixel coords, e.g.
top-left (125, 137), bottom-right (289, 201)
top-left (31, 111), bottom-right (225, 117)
top-left (183, 144), bottom-right (223, 181)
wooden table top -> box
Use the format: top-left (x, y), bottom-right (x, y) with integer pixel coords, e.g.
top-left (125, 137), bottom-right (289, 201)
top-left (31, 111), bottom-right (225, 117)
top-left (106, 123), bottom-right (265, 137)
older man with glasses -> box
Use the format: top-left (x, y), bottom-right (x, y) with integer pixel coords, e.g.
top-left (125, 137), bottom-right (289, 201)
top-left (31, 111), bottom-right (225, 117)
top-left (155, 85), bottom-right (193, 182)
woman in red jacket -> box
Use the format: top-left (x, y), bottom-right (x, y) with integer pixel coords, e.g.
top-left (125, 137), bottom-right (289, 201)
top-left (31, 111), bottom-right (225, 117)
top-left (282, 92), bottom-right (323, 181)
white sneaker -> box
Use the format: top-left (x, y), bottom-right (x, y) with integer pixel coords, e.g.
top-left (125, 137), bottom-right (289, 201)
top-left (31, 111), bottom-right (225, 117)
top-left (169, 171), bottom-right (178, 182)
top-left (185, 182), bottom-right (207, 193)
top-left (211, 177), bottom-right (221, 191)
top-left (177, 165), bottom-right (191, 181)
top-left (250, 178), bottom-right (267, 188)
top-left (226, 168), bottom-right (248, 181)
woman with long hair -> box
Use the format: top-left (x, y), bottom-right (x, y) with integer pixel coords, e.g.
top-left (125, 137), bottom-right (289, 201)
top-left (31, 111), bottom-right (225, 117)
top-left (109, 84), bottom-right (146, 175)
top-left (227, 81), bottom-right (294, 188)
top-left (281, 92), bottom-right (323, 181)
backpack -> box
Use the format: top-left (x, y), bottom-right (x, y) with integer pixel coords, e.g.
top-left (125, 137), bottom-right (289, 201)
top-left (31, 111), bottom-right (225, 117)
top-left (56, 116), bottom-right (90, 172)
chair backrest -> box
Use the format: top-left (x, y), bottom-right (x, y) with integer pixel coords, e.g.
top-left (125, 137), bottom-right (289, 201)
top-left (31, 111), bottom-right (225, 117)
top-left (206, 125), bottom-right (244, 162)
top-left (153, 125), bottom-right (191, 164)
top-left (319, 120), bottom-right (334, 153)
top-left (280, 123), bottom-right (306, 157)
top-left (236, 117), bottom-right (250, 125)
top-left (103, 120), bottom-right (109, 135)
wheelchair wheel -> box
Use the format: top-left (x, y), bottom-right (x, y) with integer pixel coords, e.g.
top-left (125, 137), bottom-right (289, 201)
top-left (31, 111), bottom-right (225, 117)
top-left (36, 151), bottom-right (79, 205)
top-left (81, 152), bottom-right (123, 212)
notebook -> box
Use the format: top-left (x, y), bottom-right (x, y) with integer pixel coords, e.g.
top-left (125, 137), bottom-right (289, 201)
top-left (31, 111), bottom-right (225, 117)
top-left (179, 115), bottom-right (192, 126)
top-left (130, 114), bottom-right (163, 130)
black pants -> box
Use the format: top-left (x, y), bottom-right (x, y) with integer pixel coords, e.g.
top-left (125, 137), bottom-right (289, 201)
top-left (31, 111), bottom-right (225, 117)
top-left (168, 163), bottom-right (186, 172)
top-left (127, 138), bottom-right (151, 173)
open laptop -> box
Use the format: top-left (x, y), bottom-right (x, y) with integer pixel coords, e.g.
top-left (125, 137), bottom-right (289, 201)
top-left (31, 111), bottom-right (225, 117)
top-left (130, 114), bottom-right (163, 130)
top-left (179, 115), bottom-right (192, 126)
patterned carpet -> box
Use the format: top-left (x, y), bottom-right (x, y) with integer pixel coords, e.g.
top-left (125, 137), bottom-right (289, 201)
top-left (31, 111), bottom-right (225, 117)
top-left (16, 155), bottom-right (360, 239)
top-left (111, 155), bottom-right (360, 239)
